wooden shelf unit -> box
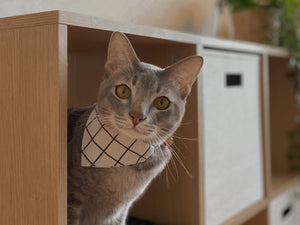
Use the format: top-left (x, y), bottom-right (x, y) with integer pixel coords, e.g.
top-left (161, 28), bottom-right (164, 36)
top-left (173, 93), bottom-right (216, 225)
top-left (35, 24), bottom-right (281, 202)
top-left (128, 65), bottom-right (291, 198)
top-left (0, 10), bottom-right (299, 225)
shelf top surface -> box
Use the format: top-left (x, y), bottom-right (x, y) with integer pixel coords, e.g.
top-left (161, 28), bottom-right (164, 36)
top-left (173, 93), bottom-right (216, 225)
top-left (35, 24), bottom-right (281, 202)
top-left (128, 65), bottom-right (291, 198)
top-left (271, 172), bottom-right (300, 198)
top-left (0, 10), bottom-right (289, 57)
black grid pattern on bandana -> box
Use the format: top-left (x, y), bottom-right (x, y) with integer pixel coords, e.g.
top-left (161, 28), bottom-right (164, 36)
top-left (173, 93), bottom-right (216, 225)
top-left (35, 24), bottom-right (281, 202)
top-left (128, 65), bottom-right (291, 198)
top-left (81, 110), bottom-right (151, 167)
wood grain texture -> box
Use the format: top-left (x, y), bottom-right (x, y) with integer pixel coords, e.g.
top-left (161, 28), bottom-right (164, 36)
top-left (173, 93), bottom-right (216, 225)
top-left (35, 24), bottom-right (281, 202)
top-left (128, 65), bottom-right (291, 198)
top-left (0, 10), bottom-right (59, 30)
top-left (58, 24), bottom-right (68, 225)
top-left (0, 24), bottom-right (67, 225)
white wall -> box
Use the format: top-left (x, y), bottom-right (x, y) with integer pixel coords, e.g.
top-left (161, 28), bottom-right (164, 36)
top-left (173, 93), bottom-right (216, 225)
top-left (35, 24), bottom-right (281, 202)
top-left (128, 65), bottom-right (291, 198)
top-left (0, 0), bottom-right (218, 34)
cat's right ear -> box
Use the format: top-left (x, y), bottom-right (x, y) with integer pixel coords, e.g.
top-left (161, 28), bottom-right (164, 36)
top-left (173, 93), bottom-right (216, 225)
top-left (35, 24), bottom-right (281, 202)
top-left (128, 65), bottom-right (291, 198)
top-left (105, 32), bottom-right (139, 75)
top-left (166, 56), bottom-right (203, 98)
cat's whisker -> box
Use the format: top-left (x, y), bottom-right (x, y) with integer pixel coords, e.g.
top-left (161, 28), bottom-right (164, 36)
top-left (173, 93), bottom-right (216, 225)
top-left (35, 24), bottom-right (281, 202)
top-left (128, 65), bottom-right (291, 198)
top-left (171, 141), bottom-right (185, 159)
top-left (114, 119), bottom-right (126, 125)
top-left (97, 107), bottom-right (112, 113)
top-left (169, 141), bottom-right (186, 161)
top-left (170, 146), bottom-right (192, 178)
top-left (159, 130), bottom-right (188, 156)
top-left (178, 122), bottom-right (193, 126)
top-left (169, 151), bottom-right (179, 181)
top-left (174, 135), bottom-right (198, 142)
top-left (115, 116), bottom-right (127, 122)
top-left (155, 130), bottom-right (192, 178)
top-left (164, 164), bottom-right (171, 188)
top-left (154, 131), bottom-right (179, 181)
top-left (156, 145), bottom-right (176, 184)
top-left (151, 130), bottom-right (165, 145)
top-left (143, 127), bottom-right (155, 133)
top-left (166, 158), bottom-right (176, 183)
top-left (160, 127), bottom-right (197, 141)
top-left (144, 124), bottom-right (155, 129)
top-left (173, 137), bottom-right (190, 156)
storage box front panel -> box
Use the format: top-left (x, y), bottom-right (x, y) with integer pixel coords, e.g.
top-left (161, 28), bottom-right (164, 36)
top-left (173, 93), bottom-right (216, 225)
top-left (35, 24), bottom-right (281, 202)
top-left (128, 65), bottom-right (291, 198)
top-left (202, 50), bottom-right (264, 225)
top-left (269, 183), bottom-right (300, 225)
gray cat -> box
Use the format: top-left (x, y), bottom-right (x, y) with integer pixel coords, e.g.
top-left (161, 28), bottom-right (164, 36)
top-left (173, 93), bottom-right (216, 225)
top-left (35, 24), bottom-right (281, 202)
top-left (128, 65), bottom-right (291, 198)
top-left (68, 32), bottom-right (203, 225)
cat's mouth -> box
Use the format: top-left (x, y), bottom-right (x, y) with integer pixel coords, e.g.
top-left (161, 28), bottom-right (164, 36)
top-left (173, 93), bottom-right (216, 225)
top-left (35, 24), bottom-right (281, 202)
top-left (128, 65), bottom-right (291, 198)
top-left (118, 126), bottom-right (154, 140)
top-left (109, 117), bottom-right (157, 142)
top-left (120, 127), bottom-right (146, 137)
top-left (117, 125), bottom-right (167, 145)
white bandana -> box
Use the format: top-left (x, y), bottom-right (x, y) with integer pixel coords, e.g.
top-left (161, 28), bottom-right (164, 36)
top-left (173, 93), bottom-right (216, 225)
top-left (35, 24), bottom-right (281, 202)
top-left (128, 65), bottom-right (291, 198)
top-left (81, 106), bottom-right (154, 168)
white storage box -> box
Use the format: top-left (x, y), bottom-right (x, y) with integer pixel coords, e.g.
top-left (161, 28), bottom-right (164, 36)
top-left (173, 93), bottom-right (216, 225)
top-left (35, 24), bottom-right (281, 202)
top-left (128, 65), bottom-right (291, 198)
top-left (202, 49), bottom-right (264, 225)
top-left (269, 183), bottom-right (300, 225)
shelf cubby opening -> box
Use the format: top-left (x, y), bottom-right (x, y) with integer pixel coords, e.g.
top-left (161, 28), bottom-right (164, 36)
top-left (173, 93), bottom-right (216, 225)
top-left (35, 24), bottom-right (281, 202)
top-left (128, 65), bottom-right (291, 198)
top-left (67, 25), bottom-right (199, 225)
top-left (269, 56), bottom-right (300, 195)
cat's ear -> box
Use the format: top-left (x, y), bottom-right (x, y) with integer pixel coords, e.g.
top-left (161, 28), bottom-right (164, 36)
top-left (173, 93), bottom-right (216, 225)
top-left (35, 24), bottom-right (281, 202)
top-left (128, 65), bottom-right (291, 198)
top-left (105, 32), bottom-right (139, 75)
top-left (166, 56), bottom-right (203, 98)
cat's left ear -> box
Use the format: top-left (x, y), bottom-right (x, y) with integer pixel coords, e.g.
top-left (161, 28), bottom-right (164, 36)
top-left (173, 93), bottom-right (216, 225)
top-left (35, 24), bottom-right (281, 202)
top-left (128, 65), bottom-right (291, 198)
top-left (166, 56), bottom-right (203, 98)
top-left (105, 32), bottom-right (139, 75)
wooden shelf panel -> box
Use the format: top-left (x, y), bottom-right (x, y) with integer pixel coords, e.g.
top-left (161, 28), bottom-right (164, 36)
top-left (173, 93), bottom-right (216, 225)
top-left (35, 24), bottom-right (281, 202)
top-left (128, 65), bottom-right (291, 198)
top-left (67, 26), bottom-right (192, 52)
top-left (270, 172), bottom-right (300, 199)
top-left (201, 36), bottom-right (289, 57)
top-left (0, 10), bottom-right (290, 57)
top-left (0, 24), bottom-right (68, 225)
top-left (242, 208), bottom-right (269, 225)
top-left (269, 57), bottom-right (297, 174)
top-left (222, 199), bottom-right (268, 225)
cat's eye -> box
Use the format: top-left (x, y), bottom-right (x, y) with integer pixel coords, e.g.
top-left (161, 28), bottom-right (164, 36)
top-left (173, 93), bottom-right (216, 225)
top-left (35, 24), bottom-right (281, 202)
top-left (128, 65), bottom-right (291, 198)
top-left (115, 84), bottom-right (131, 99)
top-left (154, 96), bottom-right (170, 110)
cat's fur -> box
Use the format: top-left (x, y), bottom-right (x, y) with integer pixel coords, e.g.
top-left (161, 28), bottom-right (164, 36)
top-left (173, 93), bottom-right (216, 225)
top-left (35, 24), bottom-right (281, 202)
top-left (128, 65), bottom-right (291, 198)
top-left (68, 32), bottom-right (203, 225)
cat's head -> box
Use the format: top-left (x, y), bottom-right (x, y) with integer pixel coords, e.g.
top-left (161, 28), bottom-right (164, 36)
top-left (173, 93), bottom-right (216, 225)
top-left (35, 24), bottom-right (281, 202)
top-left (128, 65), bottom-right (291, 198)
top-left (97, 32), bottom-right (203, 145)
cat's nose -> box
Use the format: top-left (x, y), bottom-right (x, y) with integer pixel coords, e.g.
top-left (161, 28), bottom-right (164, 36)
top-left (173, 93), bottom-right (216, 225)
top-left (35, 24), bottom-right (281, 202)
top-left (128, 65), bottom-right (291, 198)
top-left (129, 112), bottom-right (146, 127)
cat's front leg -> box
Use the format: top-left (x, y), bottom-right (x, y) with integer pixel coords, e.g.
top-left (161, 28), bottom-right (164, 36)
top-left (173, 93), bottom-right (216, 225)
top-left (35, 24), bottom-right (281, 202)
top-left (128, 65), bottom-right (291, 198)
top-left (68, 202), bottom-right (81, 225)
top-left (104, 203), bottom-right (130, 225)
top-left (118, 203), bottom-right (131, 225)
